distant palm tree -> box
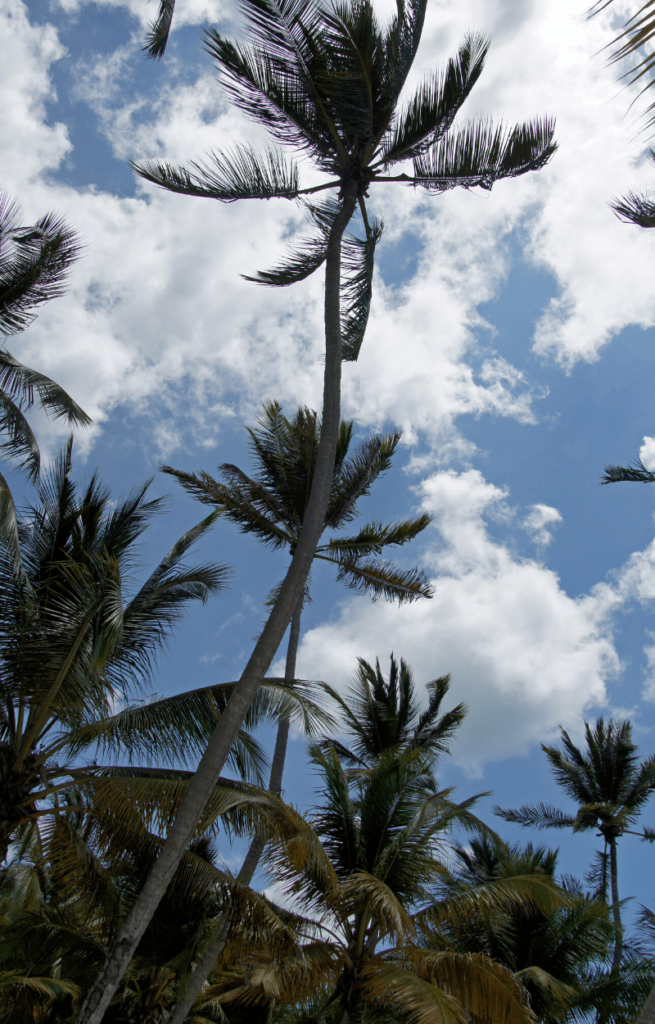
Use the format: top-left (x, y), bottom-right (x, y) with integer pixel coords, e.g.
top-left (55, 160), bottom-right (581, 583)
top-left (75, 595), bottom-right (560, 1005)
top-left (0, 189), bottom-right (89, 483)
top-left (422, 834), bottom-right (655, 1024)
top-left (497, 717), bottom-right (655, 974)
top-left (82, 0), bottom-right (557, 1013)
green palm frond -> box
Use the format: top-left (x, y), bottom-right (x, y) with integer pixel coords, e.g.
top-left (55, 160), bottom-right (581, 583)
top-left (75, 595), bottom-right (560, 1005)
top-left (412, 117), bottom-right (557, 192)
top-left (0, 348), bottom-right (90, 427)
top-left (133, 145), bottom-right (300, 201)
top-left (323, 514), bottom-right (433, 556)
top-left (244, 234), bottom-right (328, 286)
top-left (590, 1), bottom-right (655, 130)
top-left (495, 802), bottom-right (577, 830)
top-left (360, 960), bottom-right (470, 1024)
top-left (340, 217), bottom-right (383, 361)
top-left (380, 33), bottom-right (489, 165)
top-left (326, 553), bottom-right (433, 602)
top-left (0, 392), bottom-right (40, 480)
top-left (602, 457), bottom-right (655, 483)
top-left (0, 469), bottom-right (21, 572)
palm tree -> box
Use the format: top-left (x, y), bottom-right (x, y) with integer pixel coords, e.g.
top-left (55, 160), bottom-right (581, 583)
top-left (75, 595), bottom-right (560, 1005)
top-left (0, 190), bottom-right (90, 484)
top-left (497, 717), bottom-right (655, 975)
top-left (162, 405), bottom-right (432, 1023)
top-left (421, 834), bottom-right (655, 1024)
top-left (589, 1), bottom-right (655, 133)
top-left (203, 742), bottom-right (562, 1024)
top-left (80, 0), bottom-right (557, 1014)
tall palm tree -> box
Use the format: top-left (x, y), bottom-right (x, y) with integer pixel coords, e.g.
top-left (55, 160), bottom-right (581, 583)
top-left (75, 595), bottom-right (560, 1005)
top-left (164, 400), bottom-right (432, 839)
top-left (421, 834), bottom-right (655, 1024)
top-left (162, 405), bottom-right (432, 1024)
top-left (80, 0), bottom-right (557, 1014)
top-left (0, 190), bottom-right (90, 485)
top-left (497, 717), bottom-right (655, 975)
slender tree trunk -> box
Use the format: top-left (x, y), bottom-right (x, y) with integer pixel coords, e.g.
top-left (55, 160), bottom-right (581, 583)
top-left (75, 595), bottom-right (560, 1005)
top-left (75, 182), bottom-right (359, 1024)
top-left (608, 836), bottom-right (623, 973)
top-left (164, 596), bottom-right (304, 1024)
top-left (239, 593), bottom-right (303, 882)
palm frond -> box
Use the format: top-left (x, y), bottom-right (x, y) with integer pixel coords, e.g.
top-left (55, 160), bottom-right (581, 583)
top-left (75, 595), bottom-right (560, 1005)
top-left (0, 195), bottom-right (82, 335)
top-left (412, 117), bottom-right (557, 192)
top-left (380, 33), bottom-right (489, 164)
top-left (495, 802), bottom-right (577, 830)
top-left (143, 0), bottom-right (176, 59)
top-left (341, 216), bottom-right (383, 361)
top-left (0, 391), bottom-right (40, 480)
top-left (602, 457), bottom-right (655, 483)
top-left (590, 0), bottom-right (655, 130)
top-left (0, 468), bottom-right (21, 572)
top-left (326, 553), bottom-right (433, 602)
top-left (133, 146), bottom-right (299, 202)
top-left (0, 348), bottom-right (90, 427)
top-left (611, 189), bottom-right (655, 227)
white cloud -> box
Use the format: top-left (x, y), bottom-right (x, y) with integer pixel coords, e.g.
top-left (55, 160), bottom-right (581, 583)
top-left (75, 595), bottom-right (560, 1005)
top-left (291, 469), bottom-right (635, 775)
top-left (522, 504), bottom-right (563, 548)
top-left (640, 437), bottom-right (655, 472)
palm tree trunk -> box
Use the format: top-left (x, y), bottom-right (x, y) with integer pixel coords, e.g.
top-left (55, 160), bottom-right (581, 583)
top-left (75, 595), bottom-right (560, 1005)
top-left (74, 182), bottom-right (359, 1024)
top-left (637, 985), bottom-right (655, 1024)
top-left (163, 596), bottom-right (304, 1024)
top-left (239, 592), bottom-right (303, 882)
top-left (608, 836), bottom-right (623, 973)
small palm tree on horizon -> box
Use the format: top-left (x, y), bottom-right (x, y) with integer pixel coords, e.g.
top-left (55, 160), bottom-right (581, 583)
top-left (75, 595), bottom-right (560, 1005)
top-left (497, 716), bottom-right (655, 975)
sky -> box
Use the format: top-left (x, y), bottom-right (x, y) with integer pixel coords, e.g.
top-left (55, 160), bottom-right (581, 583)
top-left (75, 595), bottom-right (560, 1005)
top-left (6, 0), bottom-right (655, 914)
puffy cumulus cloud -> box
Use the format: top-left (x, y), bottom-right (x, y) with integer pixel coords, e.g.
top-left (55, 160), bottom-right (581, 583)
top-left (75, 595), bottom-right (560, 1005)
top-left (522, 503), bottom-right (563, 548)
top-left (292, 468), bottom-right (624, 775)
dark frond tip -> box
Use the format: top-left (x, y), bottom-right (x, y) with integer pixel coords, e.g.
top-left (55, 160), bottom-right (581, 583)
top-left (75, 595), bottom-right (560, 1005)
top-left (143, 0), bottom-right (175, 60)
top-left (132, 146), bottom-right (299, 203)
top-left (601, 459), bottom-right (655, 484)
top-left (610, 191), bottom-right (655, 227)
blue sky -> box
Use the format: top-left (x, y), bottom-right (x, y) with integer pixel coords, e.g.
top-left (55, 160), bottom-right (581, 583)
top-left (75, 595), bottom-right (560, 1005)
top-left (7, 0), bottom-right (655, 911)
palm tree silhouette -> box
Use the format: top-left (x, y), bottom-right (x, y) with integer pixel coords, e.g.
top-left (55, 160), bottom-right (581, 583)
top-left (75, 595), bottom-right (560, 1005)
top-left (81, 0), bottom-right (557, 1014)
top-left (497, 717), bottom-right (655, 974)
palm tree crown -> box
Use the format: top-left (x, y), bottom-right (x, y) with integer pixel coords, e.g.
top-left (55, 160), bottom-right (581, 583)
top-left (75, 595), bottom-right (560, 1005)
top-left (164, 400), bottom-right (433, 603)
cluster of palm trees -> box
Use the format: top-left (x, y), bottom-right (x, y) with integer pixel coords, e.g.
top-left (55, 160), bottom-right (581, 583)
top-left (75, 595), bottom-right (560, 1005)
top-left (5, 0), bottom-right (655, 1019)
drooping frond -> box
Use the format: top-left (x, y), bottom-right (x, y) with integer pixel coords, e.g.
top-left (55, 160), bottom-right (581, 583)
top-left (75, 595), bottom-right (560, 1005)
top-left (143, 0), bottom-right (176, 59)
top-left (341, 216), bottom-right (383, 360)
top-left (133, 146), bottom-right (300, 201)
top-left (590, 0), bottom-right (655, 131)
top-left (412, 117), bottom-right (557, 192)
top-left (0, 349), bottom-right (90, 427)
top-left (320, 552), bottom-right (433, 602)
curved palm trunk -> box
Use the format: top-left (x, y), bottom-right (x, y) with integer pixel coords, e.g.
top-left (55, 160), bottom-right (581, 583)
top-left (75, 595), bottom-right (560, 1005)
top-left (75, 182), bottom-right (359, 1024)
top-left (164, 596), bottom-right (304, 1024)
top-left (637, 986), bottom-right (655, 1024)
top-left (608, 836), bottom-right (623, 973)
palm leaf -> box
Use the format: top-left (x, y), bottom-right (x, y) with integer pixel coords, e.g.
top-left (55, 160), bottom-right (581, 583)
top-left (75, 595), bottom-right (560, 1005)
top-left (0, 348), bottom-right (90, 426)
top-left (133, 145), bottom-right (299, 202)
top-left (340, 217), bottom-right (383, 361)
top-left (323, 553), bottom-right (433, 602)
top-left (412, 117), bottom-right (557, 192)
top-left (611, 190), bottom-right (655, 227)
top-left (495, 802), bottom-right (577, 830)
top-left (0, 197), bottom-right (82, 335)
top-left (602, 458), bottom-right (655, 483)
top-left (0, 468), bottom-right (21, 572)
top-left (380, 33), bottom-right (489, 164)
top-left (143, 0), bottom-right (176, 59)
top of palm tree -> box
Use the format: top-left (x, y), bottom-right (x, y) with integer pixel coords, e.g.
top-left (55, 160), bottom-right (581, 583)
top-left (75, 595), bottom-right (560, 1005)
top-left (163, 400), bottom-right (434, 603)
top-left (134, 0), bottom-right (556, 359)
top-left (497, 717), bottom-right (655, 840)
top-left (320, 653), bottom-right (467, 767)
